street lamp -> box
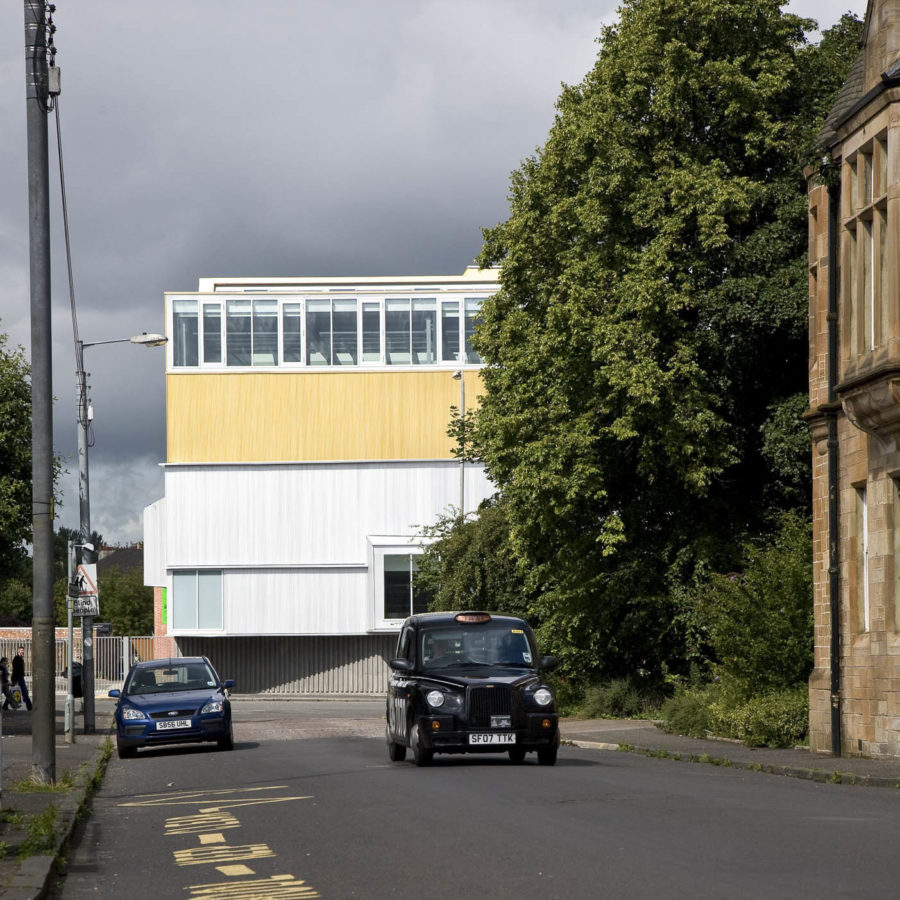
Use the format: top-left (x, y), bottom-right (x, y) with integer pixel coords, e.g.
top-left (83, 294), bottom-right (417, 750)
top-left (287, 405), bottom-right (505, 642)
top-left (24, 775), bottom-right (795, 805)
top-left (75, 331), bottom-right (167, 733)
top-left (452, 370), bottom-right (465, 523)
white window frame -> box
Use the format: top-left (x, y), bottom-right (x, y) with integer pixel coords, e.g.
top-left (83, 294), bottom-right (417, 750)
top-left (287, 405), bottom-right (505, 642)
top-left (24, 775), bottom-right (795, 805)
top-left (367, 536), bottom-right (431, 631)
top-left (168, 292), bottom-right (490, 372)
top-left (169, 569), bottom-right (225, 634)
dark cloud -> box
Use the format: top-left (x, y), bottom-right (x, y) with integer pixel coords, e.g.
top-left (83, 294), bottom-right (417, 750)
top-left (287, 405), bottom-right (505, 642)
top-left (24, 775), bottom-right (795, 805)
top-left (0, 0), bottom-right (863, 540)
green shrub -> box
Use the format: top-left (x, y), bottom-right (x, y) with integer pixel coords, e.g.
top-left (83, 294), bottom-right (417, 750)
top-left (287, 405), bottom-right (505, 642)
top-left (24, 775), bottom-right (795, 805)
top-left (578, 677), bottom-right (668, 719)
top-left (710, 688), bottom-right (809, 748)
top-left (693, 514), bottom-right (813, 695)
top-left (659, 685), bottom-right (717, 738)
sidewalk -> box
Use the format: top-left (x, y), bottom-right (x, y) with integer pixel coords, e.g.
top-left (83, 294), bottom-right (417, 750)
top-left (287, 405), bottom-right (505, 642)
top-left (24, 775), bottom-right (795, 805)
top-left (560, 717), bottom-right (900, 787)
top-left (0, 697), bottom-right (115, 900)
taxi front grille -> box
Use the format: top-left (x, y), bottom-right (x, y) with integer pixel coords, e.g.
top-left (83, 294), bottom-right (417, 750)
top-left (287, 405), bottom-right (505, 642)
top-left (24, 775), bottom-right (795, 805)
top-left (467, 686), bottom-right (512, 727)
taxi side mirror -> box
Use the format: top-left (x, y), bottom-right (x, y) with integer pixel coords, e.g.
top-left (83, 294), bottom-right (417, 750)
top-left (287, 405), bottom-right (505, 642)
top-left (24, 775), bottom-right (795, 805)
top-left (108, 689), bottom-right (121, 698)
top-left (389, 658), bottom-right (413, 672)
top-left (538, 655), bottom-right (558, 672)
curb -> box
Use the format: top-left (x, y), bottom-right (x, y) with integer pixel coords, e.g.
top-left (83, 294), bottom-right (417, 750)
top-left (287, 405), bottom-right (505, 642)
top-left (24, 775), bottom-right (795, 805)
top-left (2, 737), bottom-right (112, 900)
top-left (565, 739), bottom-right (900, 790)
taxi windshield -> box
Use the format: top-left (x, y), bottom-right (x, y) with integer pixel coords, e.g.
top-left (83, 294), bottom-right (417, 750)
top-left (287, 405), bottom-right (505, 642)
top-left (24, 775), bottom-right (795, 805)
top-left (420, 623), bottom-right (534, 670)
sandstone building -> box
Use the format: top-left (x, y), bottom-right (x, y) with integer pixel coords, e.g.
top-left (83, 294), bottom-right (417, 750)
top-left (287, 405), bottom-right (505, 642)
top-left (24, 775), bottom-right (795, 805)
top-left (807, 0), bottom-right (900, 757)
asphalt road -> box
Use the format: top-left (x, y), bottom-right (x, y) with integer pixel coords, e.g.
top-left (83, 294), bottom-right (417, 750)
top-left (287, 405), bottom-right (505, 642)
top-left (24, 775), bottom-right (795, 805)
top-left (53, 701), bottom-right (900, 899)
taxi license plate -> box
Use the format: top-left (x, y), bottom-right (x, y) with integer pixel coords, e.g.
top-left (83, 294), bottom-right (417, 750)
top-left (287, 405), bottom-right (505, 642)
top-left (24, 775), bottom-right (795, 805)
top-left (156, 719), bottom-right (191, 731)
top-left (469, 733), bottom-right (515, 745)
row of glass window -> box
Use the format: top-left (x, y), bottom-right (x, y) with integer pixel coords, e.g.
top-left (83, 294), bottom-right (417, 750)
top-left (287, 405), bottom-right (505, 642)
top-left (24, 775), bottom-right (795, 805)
top-left (170, 557), bottom-right (426, 631)
top-left (171, 296), bottom-right (487, 368)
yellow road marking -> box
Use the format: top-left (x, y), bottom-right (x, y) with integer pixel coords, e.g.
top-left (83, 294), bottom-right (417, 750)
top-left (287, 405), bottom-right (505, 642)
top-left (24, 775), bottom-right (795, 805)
top-left (187, 874), bottom-right (320, 898)
top-left (174, 843), bottom-right (276, 867)
top-left (122, 786), bottom-right (291, 807)
top-left (215, 864), bottom-right (256, 876)
top-left (200, 833), bottom-right (226, 845)
top-left (166, 811), bottom-right (241, 836)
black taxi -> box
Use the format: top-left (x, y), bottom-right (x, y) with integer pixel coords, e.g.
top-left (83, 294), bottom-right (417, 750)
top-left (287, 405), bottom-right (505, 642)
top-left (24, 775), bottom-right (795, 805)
top-left (385, 611), bottom-right (560, 766)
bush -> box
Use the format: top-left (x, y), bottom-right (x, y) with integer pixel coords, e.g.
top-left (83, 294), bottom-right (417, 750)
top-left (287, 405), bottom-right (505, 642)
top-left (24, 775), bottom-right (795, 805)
top-left (710, 688), bottom-right (809, 748)
top-left (660, 684), bottom-right (809, 748)
top-left (659, 685), bottom-right (717, 738)
top-left (693, 514), bottom-right (813, 695)
top-left (578, 677), bottom-right (668, 719)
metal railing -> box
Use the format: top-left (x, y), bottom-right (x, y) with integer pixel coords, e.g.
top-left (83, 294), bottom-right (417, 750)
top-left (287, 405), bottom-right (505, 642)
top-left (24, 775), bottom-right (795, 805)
top-left (0, 637), bottom-right (179, 696)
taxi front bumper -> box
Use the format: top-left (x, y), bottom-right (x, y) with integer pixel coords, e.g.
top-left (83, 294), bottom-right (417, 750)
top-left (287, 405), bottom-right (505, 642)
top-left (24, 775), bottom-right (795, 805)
top-left (416, 712), bottom-right (559, 753)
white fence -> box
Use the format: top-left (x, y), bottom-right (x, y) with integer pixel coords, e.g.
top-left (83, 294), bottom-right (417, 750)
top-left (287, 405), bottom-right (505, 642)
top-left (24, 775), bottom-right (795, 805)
top-left (0, 637), bottom-right (177, 696)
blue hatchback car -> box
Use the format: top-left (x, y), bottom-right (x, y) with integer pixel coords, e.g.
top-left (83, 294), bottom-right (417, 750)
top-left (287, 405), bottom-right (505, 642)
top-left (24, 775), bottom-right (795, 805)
top-left (109, 657), bottom-right (235, 758)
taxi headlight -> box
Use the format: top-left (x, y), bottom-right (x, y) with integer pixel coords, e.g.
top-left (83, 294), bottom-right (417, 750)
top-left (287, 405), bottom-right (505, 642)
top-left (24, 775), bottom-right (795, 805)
top-left (426, 690), bottom-right (445, 708)
top-left (201, 698), bottom-right (225, 715)
top-left (122, 707), bottom-right (147, 721)
top-left (533, 688), bottom-right (553, 707)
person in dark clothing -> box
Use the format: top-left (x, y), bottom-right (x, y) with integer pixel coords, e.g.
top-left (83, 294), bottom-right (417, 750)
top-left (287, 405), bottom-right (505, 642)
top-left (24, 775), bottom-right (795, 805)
top-left (0, 657), bottom-right (19, 709)
top-left (11, 646), bottom-right (33, 711)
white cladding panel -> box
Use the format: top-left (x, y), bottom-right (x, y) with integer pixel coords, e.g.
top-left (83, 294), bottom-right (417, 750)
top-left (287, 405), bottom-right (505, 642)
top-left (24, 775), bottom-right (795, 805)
top-left (224, 568), bottom-right (367, 634)
top-left (142, 498), bottom-right (166, 587)
top-left (164, 461), bottom-right (492, 568)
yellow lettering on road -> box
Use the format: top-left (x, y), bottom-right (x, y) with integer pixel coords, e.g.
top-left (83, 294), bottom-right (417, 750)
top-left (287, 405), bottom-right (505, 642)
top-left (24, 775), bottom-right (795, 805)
top-left (200, 833), bottom-right (226, 845)
top-left (166, 811), bottom-right (241, 835)
top-left (215, 864), bottom-right (256, 877)
top-left (187, 874), bottom-right (320, 898)
top-left (174, 843), bottom-right (276, 867)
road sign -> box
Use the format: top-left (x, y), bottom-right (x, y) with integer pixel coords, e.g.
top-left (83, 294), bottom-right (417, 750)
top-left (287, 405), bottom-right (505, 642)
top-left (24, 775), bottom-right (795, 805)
top-left (69, 563), bottom-right (99, 617)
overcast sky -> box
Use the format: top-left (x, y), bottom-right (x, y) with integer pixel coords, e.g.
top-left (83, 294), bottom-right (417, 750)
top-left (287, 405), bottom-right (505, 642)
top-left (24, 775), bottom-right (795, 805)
top-left (0, 1), bottom-right (867, 545)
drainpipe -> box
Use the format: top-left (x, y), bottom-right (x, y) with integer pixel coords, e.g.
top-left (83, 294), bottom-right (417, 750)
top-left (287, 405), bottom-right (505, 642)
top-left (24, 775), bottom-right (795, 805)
top-left (827, 179), bottom-right (842, 758)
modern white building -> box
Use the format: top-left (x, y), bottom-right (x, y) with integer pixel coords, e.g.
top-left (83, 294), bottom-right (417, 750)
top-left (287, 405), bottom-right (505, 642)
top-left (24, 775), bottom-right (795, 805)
top-left (143, 267), bottom-right (498, 693)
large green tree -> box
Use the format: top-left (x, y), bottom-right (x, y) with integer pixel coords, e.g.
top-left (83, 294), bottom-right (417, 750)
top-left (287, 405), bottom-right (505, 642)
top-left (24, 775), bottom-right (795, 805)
top-left (459, 2), bottom-right (860, 679)
top-left (0, 328), bottom-right (32, 581)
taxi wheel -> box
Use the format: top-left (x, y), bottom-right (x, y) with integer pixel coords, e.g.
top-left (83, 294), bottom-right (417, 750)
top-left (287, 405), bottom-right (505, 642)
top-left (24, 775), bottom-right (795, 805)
top-left (388, 741), bottom-right (407, 762)
top-left (508, 747), bottom-right (526, 764)
top-left (537, 744), bottom-right (558, 766)
top-left (117, 740), bottom-right (136, 760)
top-left (410, 723), bottom-right (433, 767)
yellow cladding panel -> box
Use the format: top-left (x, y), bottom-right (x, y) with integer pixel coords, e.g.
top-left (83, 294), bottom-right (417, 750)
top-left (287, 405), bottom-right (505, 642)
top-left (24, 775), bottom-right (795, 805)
top-left (167, 370), bottom-right (480, 462)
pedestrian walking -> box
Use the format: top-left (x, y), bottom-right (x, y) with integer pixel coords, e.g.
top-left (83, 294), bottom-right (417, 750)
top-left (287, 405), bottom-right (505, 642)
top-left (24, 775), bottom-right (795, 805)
top-left (0, 657), bottom-right (20, 710)
top-left (11, 646), bottom-right (33, 711)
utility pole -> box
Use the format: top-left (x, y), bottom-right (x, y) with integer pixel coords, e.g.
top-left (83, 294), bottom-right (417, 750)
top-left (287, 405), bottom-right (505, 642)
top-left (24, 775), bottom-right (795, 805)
top-left (24, 0), bottom-right (56, 782)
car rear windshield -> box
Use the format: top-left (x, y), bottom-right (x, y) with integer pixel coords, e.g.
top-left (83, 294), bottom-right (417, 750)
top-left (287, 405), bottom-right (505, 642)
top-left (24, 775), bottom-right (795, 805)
top-left (126, 662), bottom-right (218, 695)
top-left (420, 623), bottom-right (535, 671)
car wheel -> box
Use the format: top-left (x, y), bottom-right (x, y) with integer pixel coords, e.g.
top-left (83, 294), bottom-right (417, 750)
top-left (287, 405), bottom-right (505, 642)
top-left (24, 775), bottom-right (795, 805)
top-left (508, 747), bottom-right (527, 764)
top-left (410, 722), bottom-right (433, 767)
top-left (117, 740), bottom-right (136, 759)
top-left (537, 744), bottom-right (558, 766)
top-left (217, 726), bottom-right (234, 751)
top-left (388, 741), bottom-right (407, 762)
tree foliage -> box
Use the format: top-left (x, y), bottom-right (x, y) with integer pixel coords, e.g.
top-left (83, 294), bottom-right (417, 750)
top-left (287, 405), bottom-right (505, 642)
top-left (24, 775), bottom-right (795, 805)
top-left (0, 328), bottom-right (32, 577)
top-left (438, 1), bottom-right (863, 680)
top-left (53, 565), bottom-right (152, 634)
top-left (689, 513), bottom-right (813, 693)
top-left (416, 500), bottom-right (535, 620)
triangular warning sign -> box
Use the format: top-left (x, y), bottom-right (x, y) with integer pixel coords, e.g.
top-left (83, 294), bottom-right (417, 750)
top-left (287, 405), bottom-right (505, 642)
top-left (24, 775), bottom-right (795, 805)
top-left (74, 564), bottom-right (98, 596)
